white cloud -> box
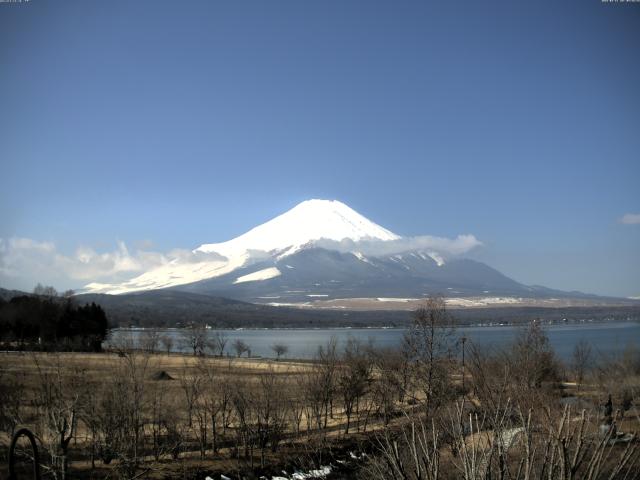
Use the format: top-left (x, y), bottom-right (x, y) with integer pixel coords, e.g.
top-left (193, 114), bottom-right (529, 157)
top-left (0, 237), bottom-right (225, 291)
top-left (314, 234), bottom-right (482, 258)
top-left (620, 213), bottom-right (640, 225)
top-left (0, 233), bottom-right (481, 293)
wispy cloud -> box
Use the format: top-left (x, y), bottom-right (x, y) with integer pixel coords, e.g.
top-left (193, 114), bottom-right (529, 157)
top-left (620, 213), bottom-right (640, 225)
top-left (0, 237), bottom-right (224, 291)
top-left (0, 233), bottom-right (481, 292)
top-left (314, 234), bottom-right (482, 258)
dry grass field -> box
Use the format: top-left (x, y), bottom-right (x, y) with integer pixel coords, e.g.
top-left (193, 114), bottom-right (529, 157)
top-left (1, 308), bottom-right (639, 480)
top-left (0, 348), bottom-right (412, 479)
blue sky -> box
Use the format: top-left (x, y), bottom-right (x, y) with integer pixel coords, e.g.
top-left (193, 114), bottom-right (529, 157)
top-left (1, 0), bottom-right (639, 296)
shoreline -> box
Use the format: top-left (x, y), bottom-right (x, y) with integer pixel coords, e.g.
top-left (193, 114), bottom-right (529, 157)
top-left (110, 317), bottom-right (640, 332)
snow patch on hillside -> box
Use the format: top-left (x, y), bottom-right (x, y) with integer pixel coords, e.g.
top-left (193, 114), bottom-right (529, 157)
top-left (427, 251), bottom-right (445, 266)
top-left (353, 251), bottom-right (374, 265)
top-left (234, 267), bottom-right (281, 284)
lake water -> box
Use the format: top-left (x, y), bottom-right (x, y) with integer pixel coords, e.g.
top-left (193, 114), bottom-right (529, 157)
top-left (108, 321), bottom-right (640, 362)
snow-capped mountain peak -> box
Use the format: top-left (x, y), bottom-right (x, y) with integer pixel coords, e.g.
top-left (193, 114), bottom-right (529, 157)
top-left (84, 199), bottom-right (400, 294)
top-left (79, 200), bottom-right (605, 305)
top-left (195, 199), bottom-right (399, 258)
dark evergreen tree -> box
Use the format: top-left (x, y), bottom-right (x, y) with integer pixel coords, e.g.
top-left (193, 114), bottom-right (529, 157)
top-left (0, 293), bottom-right (109, 351)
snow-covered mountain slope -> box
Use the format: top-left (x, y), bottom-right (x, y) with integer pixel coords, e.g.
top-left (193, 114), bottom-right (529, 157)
top-left (82, 198), bottom-right (614, 303)
top-left (84, 199), bottom-right (401, 294)
top-left (85, 250), bottom-right (249, 295)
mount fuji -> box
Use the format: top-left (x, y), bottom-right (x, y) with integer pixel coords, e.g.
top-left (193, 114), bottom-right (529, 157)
top-left (83, 199), bottom-right (608, 306)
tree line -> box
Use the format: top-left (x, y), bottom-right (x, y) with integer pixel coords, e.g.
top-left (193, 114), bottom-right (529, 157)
top-left (0, 284), bottom-right (109, 352)
top-left (126, 325), bottom-right (292, 360)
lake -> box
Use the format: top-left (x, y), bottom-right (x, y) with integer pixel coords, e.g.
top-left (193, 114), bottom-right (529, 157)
top-left (108, 320), bottom-right (640, 362)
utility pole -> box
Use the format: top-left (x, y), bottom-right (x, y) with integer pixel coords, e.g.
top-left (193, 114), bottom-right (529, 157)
top-left (461, 335), bottom-right (467, 391)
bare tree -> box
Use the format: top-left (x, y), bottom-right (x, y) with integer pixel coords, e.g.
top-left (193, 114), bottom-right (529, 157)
top-left (466, 344), bottom-right (513, 421)
top-left (367, 416), bottom-right (440, 480)
top-left (315, 337), bottom-right (339, 428)
top-left (79, 379), bottom-right (102, 470)
top-left (0, 367), bottom-right (24, 437)
top-left (160, 334), bottom-right (174, 355)
top-left (181, 324), bottom-right (208, 356)
top-left (32, 356), bottom-right (85, 480)
top-left (338, 338), bottom-right (372, 434)
top-left (594, 342), bottom-right (640, 425)
top-left (230, 378), bottom-right (253, 463)
top-left (207, 331), bottom-right (228, 357)
top-left (300, 370), bottom-right (325, 432)
top-left (368, 398), bottom-right (640, 480)
top-left (197, 358), bottom-right (232, 454)
top-left (271, 343), bottom-right (289, 360)
top-left (404, 295), bottom-right (457, 414)
top-left (371, 347), bottom-right (406, 425)
top-left (139, 329), bottom-right (160, 353)
top-left (92, 349), bottom-right (152, 477)
top-left (179, 363), bottom-right (203, 428)
top-left (254, 366), bottom-right (289, 466)
top-left (191, 383), bottom-right (209, 459)
top-left (149, 382), bottom-right (182, 460)
top-left (232, 339), bottom-right (250, 357)
top-left (107, 330), bottom-right (136, 355)
top-left (572, 339), bottom-right (592, 386)
top-left (33, 283), bottom-right (58, 298)
top-left (288, 376), bottom-right (306, 436)
top-left (511, 320), bottom-right (559, 390)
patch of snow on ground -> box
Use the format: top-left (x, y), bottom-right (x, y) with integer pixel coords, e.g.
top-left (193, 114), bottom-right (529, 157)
top-left (499, 427), bottom-right (525, 449)
top-left (268, 465), bottom-right (332, 479)
top-left (267, 302), bottom-right (312, 307)
top-left (446, 297), bottom-right (523, 307)
top-left (376, 297), bottom-right (419, 302)
top-left (290, 465), bottom-right (332, 479)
